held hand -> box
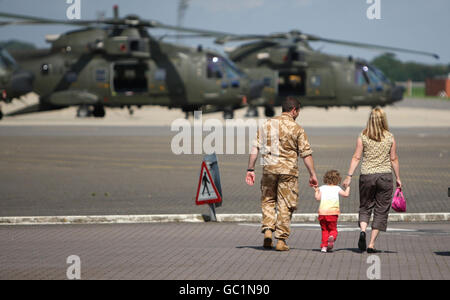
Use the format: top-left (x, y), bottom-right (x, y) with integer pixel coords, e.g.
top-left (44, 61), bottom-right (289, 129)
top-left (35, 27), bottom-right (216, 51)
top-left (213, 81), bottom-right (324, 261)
top-left (246, 171), bottom-right (255, 186)
top-left (343, 176), bottom-right (351, 188)
top-left (396, 178), bottom-right (402, 189)
top-left (309, 174), bottom-right (318, 188)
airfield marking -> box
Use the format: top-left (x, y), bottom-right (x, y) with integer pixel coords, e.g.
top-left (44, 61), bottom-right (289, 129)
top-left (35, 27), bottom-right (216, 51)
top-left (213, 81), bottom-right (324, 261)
top-left (1, 213), bottom-right (449, 226)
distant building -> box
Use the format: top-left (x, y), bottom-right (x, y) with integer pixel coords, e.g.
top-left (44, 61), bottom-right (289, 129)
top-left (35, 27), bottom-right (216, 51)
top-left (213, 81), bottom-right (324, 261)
top-left (425, 74), bottom-right (450, 97)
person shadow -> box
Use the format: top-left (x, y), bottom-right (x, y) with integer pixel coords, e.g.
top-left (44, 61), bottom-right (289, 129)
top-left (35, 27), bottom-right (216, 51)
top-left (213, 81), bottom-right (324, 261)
top-left (236, 246), bottom-right (271, 251)
top-left (236, 245), bottom-right (304, 251)
top-left (236, 246), bottom-right (397, 254)
top-left (312, 248), bottom-right (398, 254)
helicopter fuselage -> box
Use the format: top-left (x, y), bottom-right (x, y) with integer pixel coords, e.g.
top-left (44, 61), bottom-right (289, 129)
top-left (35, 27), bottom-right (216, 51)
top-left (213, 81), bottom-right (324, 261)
top-left (229, 41), bottom-right (404, 109)
top-left (8, 27), bottom-right (256, 116)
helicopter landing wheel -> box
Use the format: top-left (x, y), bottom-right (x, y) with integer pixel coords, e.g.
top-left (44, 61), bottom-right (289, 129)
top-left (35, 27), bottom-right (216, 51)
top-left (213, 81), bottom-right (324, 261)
top-left (244, 106), bottom-right (259, 118)
top-left (93, 105), bottom-right (106, 118)
top-left (223, 107), bottom-right (234, 119)
top-left (264, 105), bottom-right (275, 117)
top-left (77, 105), bottom-right (91, 118)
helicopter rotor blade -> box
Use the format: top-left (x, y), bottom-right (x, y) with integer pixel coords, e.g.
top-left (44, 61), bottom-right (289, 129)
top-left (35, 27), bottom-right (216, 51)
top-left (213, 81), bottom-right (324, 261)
top-left (0, 11), bottom-right (237, 40)
top-left (1, 11), bottom-right (437, 59)
top-left (140, 19), bottom-right (236, 39)
top-left (0, 11), bottom-right (99, 26)
top-left (304, 34), bottom-right (439, 59)
top-left (212, 28), bottom-right (439, 60)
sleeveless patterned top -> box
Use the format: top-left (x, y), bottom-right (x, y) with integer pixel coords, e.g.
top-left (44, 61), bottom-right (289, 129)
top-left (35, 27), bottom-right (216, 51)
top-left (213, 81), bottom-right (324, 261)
top-left (360, 131), bottom-right (394, 175)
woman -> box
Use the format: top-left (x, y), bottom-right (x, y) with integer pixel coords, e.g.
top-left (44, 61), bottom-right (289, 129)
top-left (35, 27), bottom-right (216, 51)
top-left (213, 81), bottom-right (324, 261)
top-left (343, 107), bottom-right (401, 253)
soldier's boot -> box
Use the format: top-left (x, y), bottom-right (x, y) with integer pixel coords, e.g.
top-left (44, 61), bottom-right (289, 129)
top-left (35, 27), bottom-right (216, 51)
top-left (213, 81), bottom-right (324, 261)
top-left (263, 229), bottom-right (273, 249)
top-left (275, 239), bottom-right (289, 251)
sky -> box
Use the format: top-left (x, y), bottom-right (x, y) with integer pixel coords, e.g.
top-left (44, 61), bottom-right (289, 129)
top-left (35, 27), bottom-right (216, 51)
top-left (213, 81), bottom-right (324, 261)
top-left (0, 0), bottom-right (448, 65)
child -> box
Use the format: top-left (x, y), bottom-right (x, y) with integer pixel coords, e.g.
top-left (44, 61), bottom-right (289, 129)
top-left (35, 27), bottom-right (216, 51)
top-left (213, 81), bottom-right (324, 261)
top-left (314, 170), bottom-right (350, 253)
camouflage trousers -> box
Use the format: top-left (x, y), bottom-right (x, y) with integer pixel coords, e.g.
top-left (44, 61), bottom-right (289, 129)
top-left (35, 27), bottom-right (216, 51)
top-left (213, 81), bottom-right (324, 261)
top-left (260, 174), bottom-right (299, 241)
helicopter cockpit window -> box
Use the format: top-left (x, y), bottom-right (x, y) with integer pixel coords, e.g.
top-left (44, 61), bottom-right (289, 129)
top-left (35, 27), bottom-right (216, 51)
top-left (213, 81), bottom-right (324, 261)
top-left (366, 67), bottom-right (381, 85)
top-left (0, 48), bottom-right (16, 69)
top-left (206, 54), bottom-right (243, 80)
top-left (0, 57), bottom-right (6, 71)
top-left (222, 57), bottom-right (243, 79)
top-left (368, 64), bottom-right (389, 83)
top-left (355, 64), bottom-right (370, 86)
top-left (207, 55), bottom-right (223, 79)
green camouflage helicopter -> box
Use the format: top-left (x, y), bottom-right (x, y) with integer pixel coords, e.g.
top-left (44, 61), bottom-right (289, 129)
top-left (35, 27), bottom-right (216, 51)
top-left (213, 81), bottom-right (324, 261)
top-left (212, 30), bottom-right (439, 117)
top-left (0, 7), bottom-right (274, 120)
top-left (0, 47), bottom-right (34, 119)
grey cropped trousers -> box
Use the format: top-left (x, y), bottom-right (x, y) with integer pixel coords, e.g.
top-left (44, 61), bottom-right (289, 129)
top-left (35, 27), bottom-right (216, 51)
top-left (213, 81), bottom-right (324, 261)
top-left (358, 173), bottom-right (394, 232)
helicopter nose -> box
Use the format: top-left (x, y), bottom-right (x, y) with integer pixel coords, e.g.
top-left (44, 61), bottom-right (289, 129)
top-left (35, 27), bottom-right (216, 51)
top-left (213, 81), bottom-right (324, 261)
top-left (9, 70), bottom-right (34, 97)
top-left (390, 85), bottom-right (405, 102)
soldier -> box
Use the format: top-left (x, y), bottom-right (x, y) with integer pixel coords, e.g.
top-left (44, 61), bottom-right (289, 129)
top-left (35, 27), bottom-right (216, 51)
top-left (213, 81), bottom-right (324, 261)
top-left (245, 97), bottom-right (318, 251)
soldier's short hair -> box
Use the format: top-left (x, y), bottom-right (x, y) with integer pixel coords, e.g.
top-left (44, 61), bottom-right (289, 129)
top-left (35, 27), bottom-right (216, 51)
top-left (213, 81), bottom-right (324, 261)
top-left (281, 96), bottom-right (301, 112)
top-left (323, 170), bottom-right (342, 185)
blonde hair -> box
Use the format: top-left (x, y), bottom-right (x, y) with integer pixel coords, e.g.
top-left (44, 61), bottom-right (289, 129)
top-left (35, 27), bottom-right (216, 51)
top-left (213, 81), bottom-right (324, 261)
top-left (363, 107), bottom-right (389, 142)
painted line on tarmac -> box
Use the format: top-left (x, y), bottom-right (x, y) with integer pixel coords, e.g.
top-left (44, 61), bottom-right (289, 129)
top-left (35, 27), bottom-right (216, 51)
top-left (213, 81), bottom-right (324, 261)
top-left (238, 223), bottom-right (417, 233)
top-left (0, 213), bottom-right (449, 226)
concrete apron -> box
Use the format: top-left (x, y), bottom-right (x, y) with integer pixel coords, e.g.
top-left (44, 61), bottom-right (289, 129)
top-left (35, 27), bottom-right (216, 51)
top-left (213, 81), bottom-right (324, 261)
top-left (0, 213), bottom-right (449, 225)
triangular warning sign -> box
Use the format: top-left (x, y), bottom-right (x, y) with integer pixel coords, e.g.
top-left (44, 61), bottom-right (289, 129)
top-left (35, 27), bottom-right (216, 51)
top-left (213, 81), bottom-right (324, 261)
top-left (195, 161), bottom-right (222, 205)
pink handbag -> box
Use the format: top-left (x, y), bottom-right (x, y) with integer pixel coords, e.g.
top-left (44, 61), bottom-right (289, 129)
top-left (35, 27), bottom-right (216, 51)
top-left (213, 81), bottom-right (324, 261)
top-left (392, 188), bottom-right (406, 212)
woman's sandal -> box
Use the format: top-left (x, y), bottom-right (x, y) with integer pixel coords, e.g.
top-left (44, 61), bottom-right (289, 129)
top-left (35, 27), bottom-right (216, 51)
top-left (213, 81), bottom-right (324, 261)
top-left (367, 248), bottom-right (380, 253)
top-left (358, 232), bottom-right (367, 252)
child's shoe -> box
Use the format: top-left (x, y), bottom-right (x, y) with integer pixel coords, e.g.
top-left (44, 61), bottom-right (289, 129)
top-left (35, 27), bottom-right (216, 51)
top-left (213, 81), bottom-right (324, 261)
top-left (327, 236), bottom-right (335, 251)
top-left (321, 247), bottom-right (327, 253)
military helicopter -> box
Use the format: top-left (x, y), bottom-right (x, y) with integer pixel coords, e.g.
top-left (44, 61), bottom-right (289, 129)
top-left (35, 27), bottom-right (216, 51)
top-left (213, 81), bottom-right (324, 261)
top-left (0, 47), bottom-right (34, 119)
top-left (0, 7), bottom-right (272, 120)
top-left (212, 30), bottom-right (439, 117)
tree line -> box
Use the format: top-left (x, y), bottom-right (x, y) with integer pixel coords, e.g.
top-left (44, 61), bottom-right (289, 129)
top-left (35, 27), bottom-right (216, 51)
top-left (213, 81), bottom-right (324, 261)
top-left (0, 39), bottom-right (36, 51)
top-left (371, 53), bottom-right (450, 82)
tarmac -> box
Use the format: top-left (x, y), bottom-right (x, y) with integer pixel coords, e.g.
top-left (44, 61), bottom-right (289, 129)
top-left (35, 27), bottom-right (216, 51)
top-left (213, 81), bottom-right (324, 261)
top-left (0, 222), bottom-right (449, 280)
top-left (0, 125), bottom-right (448, 217)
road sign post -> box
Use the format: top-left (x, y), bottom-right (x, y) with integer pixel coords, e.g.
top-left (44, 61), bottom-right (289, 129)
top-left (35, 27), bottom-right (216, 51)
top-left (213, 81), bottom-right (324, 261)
top-left (195, 153), bottom-right (222, 222)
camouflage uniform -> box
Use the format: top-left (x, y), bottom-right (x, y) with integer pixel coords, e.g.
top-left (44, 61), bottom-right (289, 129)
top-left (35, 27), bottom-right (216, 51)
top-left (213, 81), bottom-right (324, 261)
top-left (254, 113), bottom-right (313, 240)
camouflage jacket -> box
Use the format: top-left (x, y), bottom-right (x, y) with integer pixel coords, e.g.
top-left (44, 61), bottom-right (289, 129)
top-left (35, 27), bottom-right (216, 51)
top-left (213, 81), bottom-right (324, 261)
top-left (254, 113), bottom-right (313, 177)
